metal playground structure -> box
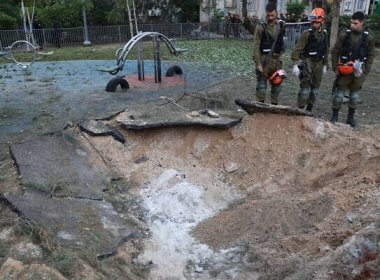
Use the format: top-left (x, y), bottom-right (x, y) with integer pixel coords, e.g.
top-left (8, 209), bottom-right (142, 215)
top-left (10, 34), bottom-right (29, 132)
top-left (0, 40), bottom-right (53, 69)
top-left (101, 31), bottom-right (187, 92)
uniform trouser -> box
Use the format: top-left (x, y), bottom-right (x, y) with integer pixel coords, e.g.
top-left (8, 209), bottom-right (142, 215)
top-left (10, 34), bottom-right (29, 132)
top-left (332, 73), bottom-right (366, 109)
top-left (256, 55), bottom-right (282, 104)
top-left (298, 59), bottom-right (323, 108)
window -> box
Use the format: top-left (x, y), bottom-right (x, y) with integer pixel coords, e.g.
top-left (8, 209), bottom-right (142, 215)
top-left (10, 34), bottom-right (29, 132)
top-left (225, 0), bottom-right (237, 8)
top-left (357, 0), bottom-right (364, 10)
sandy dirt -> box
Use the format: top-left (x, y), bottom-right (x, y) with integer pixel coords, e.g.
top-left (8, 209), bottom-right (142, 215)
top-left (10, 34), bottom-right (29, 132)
top-left (78, 112), bottom-right (380, 280)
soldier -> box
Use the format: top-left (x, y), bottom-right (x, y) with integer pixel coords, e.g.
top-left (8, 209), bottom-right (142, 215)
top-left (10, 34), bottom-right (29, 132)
top-left (291, 8), bottom-right (328, 112)
top-left (253, 2), bottom-right (286, 105)
top-left (331, 11), bottom-right (375, 127)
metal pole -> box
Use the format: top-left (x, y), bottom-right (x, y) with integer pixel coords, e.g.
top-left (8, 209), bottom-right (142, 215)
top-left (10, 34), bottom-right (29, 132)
top-left (137, 40), bottom-right (144, 81)
top-left (42, 28), bottom-right (47, 49)
top-left (153, 35), bottom-right (161, 83)
top-left (82, 5), bottom-right (91, 46)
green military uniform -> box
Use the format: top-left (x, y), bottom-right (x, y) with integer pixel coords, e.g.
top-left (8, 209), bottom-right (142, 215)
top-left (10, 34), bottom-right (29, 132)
top-left (331, 29), bottom-right (375, 110)
top-left (253, 20), bottom-right (284, 104)
top-left (291, 28), bottom-right (328, 109)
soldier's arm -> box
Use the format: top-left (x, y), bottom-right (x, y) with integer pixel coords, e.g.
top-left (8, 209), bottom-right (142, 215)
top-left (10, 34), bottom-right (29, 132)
top-left (364, 34), bottom-right (375, 74)
top-left (253, 25), bottom-right (263, 67)
top-left (331, 32), bottom-right (345, 72)
top-left (291, 30), bottom-right (308, 63)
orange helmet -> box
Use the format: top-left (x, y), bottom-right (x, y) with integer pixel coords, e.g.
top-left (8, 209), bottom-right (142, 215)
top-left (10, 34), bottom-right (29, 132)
top-left (309, 8), bottom-right (325, 23)
top-left (337, 61), bottom-right (354, 75)
top-left (268, 69), bottom-right (286, 85)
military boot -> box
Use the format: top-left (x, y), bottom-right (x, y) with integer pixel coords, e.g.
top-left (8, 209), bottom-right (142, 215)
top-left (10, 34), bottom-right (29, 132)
top-left (346, 108), bottom-right (357, 127)
top-left (330, 109), bottom-right (339, 124)
top-left (306, 104), bottom-right (313, 112)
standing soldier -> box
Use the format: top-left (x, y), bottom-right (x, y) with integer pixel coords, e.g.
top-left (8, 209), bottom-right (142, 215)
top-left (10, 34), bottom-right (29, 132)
top-left (253, 3), bottom-right (286, 105)
top-left (291, 8), bottom-right (328, 112)
top-left (331, 11), bottom-right (375, 127)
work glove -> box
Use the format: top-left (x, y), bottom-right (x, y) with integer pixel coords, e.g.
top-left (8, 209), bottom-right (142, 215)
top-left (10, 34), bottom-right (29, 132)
top-left (353, 60), bottom-right (363, 77)
top-left (292, 64), bottom-right (300, 77)
top-left (322, 65), bottom-right (327, 75)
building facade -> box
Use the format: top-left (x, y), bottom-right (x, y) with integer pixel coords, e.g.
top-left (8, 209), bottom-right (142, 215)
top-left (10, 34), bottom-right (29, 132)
top-left (200, 0), bottom-right (372, 23)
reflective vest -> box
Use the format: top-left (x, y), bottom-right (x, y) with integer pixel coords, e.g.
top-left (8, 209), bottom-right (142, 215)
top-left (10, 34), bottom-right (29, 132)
top-left (340, 29), bottom-right (369, 63)
top-left (303, 29), bottom-right (327, 60)
top-left (260, 20), bottom-right (285, 54)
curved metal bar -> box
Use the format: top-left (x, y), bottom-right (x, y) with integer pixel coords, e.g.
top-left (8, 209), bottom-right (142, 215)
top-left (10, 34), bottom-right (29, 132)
top-left (115, 32), bottom-right (177, 71)
top-left (9, 40), bottom-right (37, 68)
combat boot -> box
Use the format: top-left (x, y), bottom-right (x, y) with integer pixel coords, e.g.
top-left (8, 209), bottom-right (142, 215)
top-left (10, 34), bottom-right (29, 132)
top-left (330, 109), bottom-right (339, 124)
top-left (346, 108), bottom-right (357, 127)
top-left (306, 104), bottom-right (313, 112)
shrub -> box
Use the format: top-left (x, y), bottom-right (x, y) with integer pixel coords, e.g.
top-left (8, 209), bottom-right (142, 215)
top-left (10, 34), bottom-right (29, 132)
top-left (0, 12), bottom-right (17, 30)
top-left (287, 1), bottom-right (306, 20)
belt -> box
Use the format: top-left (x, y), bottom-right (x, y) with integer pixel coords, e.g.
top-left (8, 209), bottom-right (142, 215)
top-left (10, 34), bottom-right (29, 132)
top-left (261, 53), bottom-right (280, 57)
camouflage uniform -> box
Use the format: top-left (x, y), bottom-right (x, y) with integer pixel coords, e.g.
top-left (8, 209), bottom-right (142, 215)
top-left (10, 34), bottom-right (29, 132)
top-left (291, 28), bottom-right (329, 110)
top-left (253, 20), bottom-right (285, 104)
top-left (331, 29), bottom-right (375, 110)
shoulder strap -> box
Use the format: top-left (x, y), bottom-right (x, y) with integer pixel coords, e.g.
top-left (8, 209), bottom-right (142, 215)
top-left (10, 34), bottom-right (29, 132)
top-left (261, 22), bottom-right (271, 43)
top-left (353, 28), bottom-right (368, 57)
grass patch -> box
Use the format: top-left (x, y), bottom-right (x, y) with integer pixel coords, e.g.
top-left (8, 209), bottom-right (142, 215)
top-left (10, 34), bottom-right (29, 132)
top-left (4, 39), bottom-right (254, 76)
top-left (49, 249), bottom-right (81, 278)
top-left (22, 181), bottom-right (65, 195)
top-left (13, 219), bottom-right (58, 253)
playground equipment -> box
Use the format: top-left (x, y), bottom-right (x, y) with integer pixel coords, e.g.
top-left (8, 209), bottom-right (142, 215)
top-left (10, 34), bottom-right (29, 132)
top-left (0, 40), bottom-right (53, 69)
top-left (100, 32), bottom-right (187, 92)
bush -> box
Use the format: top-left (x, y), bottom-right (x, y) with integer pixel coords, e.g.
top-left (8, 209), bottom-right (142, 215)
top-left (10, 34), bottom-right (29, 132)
top-left (36, 0), bottom-right (88, 28)
top-left (287, 1), bottom-right (306, 20)
top-left (0, 12), bottom-right (17, 30)
top-left (211, 8), bottom-right (225, 23)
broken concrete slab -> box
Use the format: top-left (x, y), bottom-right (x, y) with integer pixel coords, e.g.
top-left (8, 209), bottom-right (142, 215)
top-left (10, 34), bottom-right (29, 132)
top-left (1, 191), bottom-right (136, 258)
top-left (115, 110), bottom-right (243, 130)
top-left (10, 132), bottom-right (109, 200)
top-left (79, 120), bottom-right (126, 143)
top-left (235, 99), bottom-right (314, 117)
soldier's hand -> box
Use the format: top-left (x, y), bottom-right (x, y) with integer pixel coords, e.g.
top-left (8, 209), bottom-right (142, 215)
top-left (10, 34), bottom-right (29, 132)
top-left (257, 65), bottom-right (263, 72)
top-left (322, 65), bottom-right (327, 75)
top-left (292, 65), bottom-right (300, 77)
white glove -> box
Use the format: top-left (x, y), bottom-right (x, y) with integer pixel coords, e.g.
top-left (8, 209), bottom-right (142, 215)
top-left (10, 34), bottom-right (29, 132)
top-left (353, 60), bottom-right (363, 77)
top-left (322, 65), bottom-right (327, 75)
top-left (292, 65), bottom-right (300, 77)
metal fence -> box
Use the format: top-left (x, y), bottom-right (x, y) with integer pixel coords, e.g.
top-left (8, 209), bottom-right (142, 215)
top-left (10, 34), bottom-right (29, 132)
top-left (0, 22), bottom-right (310, 50)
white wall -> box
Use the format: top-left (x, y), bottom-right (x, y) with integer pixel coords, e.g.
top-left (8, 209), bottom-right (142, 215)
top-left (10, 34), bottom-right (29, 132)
top-left (340, 0), bottom-right (371, 15)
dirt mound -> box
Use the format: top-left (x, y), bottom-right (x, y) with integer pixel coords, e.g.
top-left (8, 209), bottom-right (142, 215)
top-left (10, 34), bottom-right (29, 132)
top-left (79, 112), bottom-right (379, 279)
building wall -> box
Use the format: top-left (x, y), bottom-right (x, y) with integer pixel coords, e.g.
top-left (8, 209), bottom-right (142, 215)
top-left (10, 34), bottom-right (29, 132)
top-left (340, 0), bottom-right (371, 15)
top-left (199, 0), bottom-right (371, 23)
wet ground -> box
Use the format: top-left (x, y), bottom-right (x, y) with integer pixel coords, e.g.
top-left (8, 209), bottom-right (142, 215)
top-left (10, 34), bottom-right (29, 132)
top-left (0, 60), bottom-right (233, 143)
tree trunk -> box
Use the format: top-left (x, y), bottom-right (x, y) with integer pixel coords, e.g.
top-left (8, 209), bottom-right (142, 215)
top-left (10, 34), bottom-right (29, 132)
top-left (330, 0), bottom-right (341, 50)
top-left (242, 0), bottom-right (256, 35)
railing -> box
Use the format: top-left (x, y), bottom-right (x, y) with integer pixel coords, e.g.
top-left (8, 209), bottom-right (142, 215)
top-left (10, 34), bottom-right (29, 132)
top-left (0, 22), bottom-right (310, 50)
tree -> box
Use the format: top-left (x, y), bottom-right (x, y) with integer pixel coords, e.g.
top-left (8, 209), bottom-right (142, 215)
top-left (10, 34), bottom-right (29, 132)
top-left (242, 0), bottom-right (256, 35)
top-left (0, 0), bottom-right (21, 29)
top-left (35, 0), bottom-right (91, 28)
top-left (330, 0), bottom-right (341, 49)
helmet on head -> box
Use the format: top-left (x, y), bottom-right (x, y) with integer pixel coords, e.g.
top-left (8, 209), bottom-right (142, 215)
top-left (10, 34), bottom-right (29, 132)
top-left (268, 69), bottom-right (286, 85)
top-left (309, 8), bottom-right (325, 23)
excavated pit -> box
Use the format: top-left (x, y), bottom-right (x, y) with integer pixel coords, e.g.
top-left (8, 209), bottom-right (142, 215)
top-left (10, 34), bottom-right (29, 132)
top-left (80, 112), bottom-right (380, 280)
